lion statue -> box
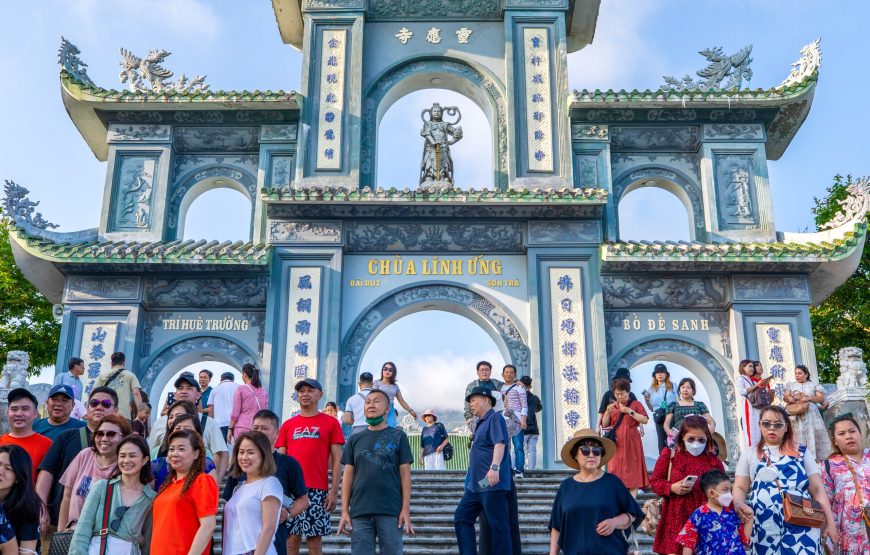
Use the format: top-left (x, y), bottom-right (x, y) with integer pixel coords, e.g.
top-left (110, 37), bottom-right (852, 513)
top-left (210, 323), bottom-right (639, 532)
top-left (0, 351), bottom-right (30, 390)
top-left (836, 347), bottom-right (868, 390)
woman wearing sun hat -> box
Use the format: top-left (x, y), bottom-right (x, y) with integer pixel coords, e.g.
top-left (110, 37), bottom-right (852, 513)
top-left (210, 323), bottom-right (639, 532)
top-left (420, 409), bottom-right (449, 470)
top-left (549, 429), bottom-right (643, 555)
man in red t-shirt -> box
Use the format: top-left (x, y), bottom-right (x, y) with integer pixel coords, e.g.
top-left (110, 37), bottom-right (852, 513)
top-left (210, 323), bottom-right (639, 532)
top-left (277, 379), bottom-right (344, 555)
top-left (0, 388), bottom-right (52, 478)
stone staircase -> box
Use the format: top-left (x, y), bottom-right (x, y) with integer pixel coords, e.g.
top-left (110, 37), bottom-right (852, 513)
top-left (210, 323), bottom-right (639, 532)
top-left (215, 470), bottom-right (657, 554)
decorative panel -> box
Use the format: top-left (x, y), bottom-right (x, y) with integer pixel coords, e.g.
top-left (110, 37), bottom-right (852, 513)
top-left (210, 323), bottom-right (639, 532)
top-left (80, 323), bottom-right (119, 396)
top-left (754, 323), bottom-right (796, 402)
top-left (283, 268), bottom-right (323, 417)
top-left (574, 154), bottom-right (599, 188)
top-left (65, 277), bottom-right (140, 302)
top-left (524, 28), bottom-right (553, 172)
top-left (550, 268), bottom-right (587, 452)
top-left (714, 153), bottom-right (759, 229)
top-left (111, 155), bottom-right (158, 231)
top-left (732, 276), bottom-right (810, 302)
top-left (316, 29), bottom-right (347, 170)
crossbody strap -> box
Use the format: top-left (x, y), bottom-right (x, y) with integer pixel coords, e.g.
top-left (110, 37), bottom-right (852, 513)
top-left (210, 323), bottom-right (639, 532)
top-left (245, 384), bottom-right (263, 410)
top-left (843, 455), bottom-right (868, 507)
top-left (99, 481), bottom-right (114, 555)
top-left (103, 368), bottom-right (125, 387)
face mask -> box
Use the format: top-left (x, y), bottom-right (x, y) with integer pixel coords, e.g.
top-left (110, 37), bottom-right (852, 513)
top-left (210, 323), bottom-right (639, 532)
top-left (685, 441), bottom-right (706, 457)
top-left (717, 491), bottom-right (733, 507)
top-left (365, 415), bottom-right (385, 426)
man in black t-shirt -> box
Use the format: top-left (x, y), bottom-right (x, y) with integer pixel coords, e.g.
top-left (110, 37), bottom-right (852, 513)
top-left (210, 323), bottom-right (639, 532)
top-left (337, 389), bottom-right (413, 555)
top-left (223, 410), bottom-right (309, 555)
top-left (596, 367), bottom-right (638, 432)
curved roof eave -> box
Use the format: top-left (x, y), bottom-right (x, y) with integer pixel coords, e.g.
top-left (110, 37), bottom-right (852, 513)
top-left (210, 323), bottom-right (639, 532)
top-left (60, 73), bottom-right (302, 161)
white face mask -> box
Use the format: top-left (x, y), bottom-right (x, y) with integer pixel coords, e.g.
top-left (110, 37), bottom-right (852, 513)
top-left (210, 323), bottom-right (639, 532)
top-left (717, 491), bottom-right (733, 507)
top-left (685, 440), bottom-right (706, 457)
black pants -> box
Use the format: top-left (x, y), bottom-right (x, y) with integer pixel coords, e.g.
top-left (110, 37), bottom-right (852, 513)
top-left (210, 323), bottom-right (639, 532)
top-left (654, 413), bottom-right (667, 452)
top-left (478, 479), bottom-right (522, 555)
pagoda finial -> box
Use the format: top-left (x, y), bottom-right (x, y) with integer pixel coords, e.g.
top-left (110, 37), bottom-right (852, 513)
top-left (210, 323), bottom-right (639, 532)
top-left (661, 44), bottom-right (753, 92)
top-left (58, 36), bottom-right (94, 85)
top-left (778, 38), bottom-right (822, 89)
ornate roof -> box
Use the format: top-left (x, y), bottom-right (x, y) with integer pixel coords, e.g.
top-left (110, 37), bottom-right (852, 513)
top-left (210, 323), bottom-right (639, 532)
top-left (571, 39), bottom-right (821, 160)
top-left (58, 39), bottom-right (300, 161)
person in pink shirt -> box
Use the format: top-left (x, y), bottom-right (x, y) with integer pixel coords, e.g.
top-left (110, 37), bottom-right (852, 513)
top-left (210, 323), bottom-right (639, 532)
top-left (228, 364), bottom-right (269, 442)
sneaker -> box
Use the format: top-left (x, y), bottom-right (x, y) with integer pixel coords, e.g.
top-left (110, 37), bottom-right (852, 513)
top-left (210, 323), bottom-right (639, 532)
top-left (514, 471), bottom-right (524, 479)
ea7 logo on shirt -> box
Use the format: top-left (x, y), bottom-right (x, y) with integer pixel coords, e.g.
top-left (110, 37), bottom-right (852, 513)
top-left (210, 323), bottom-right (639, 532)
top-left (293, 426), bottom-right (321, 440)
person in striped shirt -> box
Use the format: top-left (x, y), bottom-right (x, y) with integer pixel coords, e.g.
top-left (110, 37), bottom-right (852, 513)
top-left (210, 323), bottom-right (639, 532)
top-left (500, 365), bottom-right (527, 479)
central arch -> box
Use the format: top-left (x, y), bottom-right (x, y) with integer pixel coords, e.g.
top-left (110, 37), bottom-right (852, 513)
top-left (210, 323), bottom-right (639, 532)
top-left (610, 337), bottom-right (739, 466)
top-left (359, 57), bottom-right (509, 190)
top-left (338, 283), bottom-right (530, 403)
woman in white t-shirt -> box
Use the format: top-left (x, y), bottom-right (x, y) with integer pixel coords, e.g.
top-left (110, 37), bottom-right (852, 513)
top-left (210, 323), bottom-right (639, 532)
top-left (223, 431), bottom-right (283, 555)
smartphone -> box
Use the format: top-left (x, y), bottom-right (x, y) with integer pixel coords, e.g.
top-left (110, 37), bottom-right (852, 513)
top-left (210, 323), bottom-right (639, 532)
top-left (683, 475), bottom-right (698, 487)
top-left (478, 477), bottom-right (490, 489)
top-left (166, 392), bottom-right (175, 407)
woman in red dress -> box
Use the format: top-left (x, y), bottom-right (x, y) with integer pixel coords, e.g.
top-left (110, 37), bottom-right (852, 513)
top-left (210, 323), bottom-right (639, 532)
top-left (601, 377), bottom-right (650, 496)
top-left (650, 415), bottom-right (724, 555)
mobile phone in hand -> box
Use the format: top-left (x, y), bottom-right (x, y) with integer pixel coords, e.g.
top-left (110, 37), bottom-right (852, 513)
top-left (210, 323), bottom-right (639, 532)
top-left (166, 392), bottom-right (175, 407)
top-left (683, 475), bottom-right (698, 487)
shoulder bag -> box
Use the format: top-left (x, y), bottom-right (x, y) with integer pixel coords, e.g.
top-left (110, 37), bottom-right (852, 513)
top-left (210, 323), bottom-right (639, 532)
top-left (86, 481), bottom-right (134, 555)
top-left (438, 423), bottom-right (454, 461)
top-left (602, 410), bottom-right (626, 444)
top-left (640, 448), bottom-right (674, 536)
top-left (763, 452), bottom-right (824, 528)
top-left (842, 455), bottom-right (870, 538)
top-left (747, 378), bottom-right (773, 409)
top-left (501, 384), bottom-right (522, 437)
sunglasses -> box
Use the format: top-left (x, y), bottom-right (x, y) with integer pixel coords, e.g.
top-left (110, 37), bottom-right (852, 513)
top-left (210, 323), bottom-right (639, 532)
top-left (89, 399), bottom-right (114, 409)
top-left (579, 446), bottom-right (604, 457)
top-left (760, 421), bottom-right (786, 430)
top-left (110, 505), bottom-right (128, 532)
top-left (95, 430), bottom-right (120, 439)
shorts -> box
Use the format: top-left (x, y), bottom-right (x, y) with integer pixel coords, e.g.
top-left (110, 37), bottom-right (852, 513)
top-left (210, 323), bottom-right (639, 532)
top-left (288, 488), bottom-right (331, 539)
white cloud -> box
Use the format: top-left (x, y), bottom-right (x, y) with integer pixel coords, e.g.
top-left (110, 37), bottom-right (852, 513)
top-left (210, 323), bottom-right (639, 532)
top-left (568, 1), bottom-right (666, 91)
top-left (68, 0), bottom-right (220, 42)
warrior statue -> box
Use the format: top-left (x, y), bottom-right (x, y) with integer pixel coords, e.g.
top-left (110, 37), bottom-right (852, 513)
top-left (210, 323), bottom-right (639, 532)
top-left (420, 103), bottom-right (463, 185)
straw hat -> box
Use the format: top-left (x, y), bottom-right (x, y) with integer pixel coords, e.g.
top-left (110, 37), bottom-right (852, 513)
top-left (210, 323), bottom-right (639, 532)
top-left (712, 432), bottom-right (728, 462)
top-left (559, 429), bottom-right (616, 469)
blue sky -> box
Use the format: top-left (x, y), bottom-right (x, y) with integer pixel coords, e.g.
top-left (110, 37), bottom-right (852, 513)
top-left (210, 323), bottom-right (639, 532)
top-left (4, 2), bottom-right (868, 413)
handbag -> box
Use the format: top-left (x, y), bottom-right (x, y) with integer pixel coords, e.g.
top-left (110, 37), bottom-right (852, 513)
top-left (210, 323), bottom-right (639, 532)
top-left (763, 453), bottom-right (824, 528)
top-left (603, 411), bottom-right (626, 444)
top-left (748, 386), bottom-right (773, 409)
top-left (786, 401), bottom-right (809, 416)
top-left (438, 423), bottom-right (454, 461)
top-left (48, 530), bottom-right (74, 555)
top-left (640, 448), bottom-right (674, 536)
top-left (653, 407), bottom-right (667, 425)
top-left (842, 455), bottom-right (870, 539)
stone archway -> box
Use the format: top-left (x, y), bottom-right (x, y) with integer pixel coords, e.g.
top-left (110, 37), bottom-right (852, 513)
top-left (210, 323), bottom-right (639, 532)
top-left (610, 337), bottom-right (739, 466)
top-left (166, 164), bottom-right (257, 239)
top-left (139, 335), bottom-right (259, 401)
top-left (338, 283), bottom-right (530, 402)
top-left (613, 165), bottom-right (706, 241)
top-left (359, 57), bottom-right (509, 190)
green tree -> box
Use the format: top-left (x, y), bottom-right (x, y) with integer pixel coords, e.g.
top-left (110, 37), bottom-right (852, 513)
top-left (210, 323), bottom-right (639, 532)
top-left (809, 174), bottom-right (870, 382)
top-left (0, 213), bottom-right (61, 374)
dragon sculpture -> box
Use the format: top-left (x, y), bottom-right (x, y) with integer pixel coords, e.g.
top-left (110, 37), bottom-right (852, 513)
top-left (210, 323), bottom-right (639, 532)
top-left (119, 48), bottom-right (209, 94)
top-left (2, 180), bottom-right (58, 230)
top-left (662, 44), bottom-right (753, 92)
top-left (57, 36), bottom-right (94, 85)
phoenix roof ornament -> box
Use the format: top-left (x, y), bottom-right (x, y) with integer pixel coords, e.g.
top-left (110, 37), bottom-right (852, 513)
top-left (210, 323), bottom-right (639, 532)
top-left (778, 38), bottom-right (822, 89)
top-left (819, 177), bottom-right (870, 231)
top-left (118, 47), bottom-right (209, 94)
top-left (662, 44), bottom-right (753, 92)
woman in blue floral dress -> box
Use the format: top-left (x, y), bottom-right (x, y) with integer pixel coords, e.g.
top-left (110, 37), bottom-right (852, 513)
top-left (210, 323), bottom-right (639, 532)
top-left (732, 405), bottom-right (837, 555)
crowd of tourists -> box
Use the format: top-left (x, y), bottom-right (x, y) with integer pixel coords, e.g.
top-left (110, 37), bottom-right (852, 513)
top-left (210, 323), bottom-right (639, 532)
top-left (0, 351), bottom-right (866, 555)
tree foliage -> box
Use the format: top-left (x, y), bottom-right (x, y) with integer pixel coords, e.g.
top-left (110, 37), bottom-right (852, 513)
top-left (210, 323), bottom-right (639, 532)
top-left (809, 175), bottom-right (870, 382)
top-left (0, 214), bottom-right (61, 374)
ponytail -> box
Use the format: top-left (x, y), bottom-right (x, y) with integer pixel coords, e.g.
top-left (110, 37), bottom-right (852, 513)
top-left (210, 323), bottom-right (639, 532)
top-left (242, 363), bottom-right (262, 388)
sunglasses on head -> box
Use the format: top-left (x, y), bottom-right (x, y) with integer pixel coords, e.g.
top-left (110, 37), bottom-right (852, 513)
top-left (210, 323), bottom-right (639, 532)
top-left (89, 399), bottom-right (114, 409)
top-left (95, 430), bottom-right (119, 439)
top-left (760, 421), bottom-right (786, 430)
top-left (578, 445), bottom-right (604, 457)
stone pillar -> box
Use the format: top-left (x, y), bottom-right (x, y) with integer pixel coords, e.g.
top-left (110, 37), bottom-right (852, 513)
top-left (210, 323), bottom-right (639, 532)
top-left (823, 347), bottom-right (870, 447)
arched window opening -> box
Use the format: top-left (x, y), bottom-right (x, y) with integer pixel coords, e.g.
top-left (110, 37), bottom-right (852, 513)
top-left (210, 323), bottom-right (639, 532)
top-left (377, 89), bottom-right (493, 190)
top-left (618, 185), bottom-right (692, 242)
top-left (182, 187), bottom-right (252, 242)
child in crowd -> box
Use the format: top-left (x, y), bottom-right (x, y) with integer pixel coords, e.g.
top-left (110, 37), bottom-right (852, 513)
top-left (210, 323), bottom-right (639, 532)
top-left (676, 469), bottom-right (750, 555)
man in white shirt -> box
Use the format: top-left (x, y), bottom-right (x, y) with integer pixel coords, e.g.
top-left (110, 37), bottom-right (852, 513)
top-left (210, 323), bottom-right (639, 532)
top-left (342, 372), bottom-right (373, 435)
top-left (208, 371), bottom-right (240, 437)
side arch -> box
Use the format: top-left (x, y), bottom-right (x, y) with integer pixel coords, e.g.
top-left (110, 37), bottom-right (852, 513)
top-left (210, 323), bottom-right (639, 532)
top-left (613, 165), bottom-right (706, 241)
top-left (167, 164), bottom-right (257, 239)
top-left (338, 283), bottom-right (530, 402)
top-left (138, 335), bottom-right (260, 401)
top-left (360, 56), bottom-right (508, 190)
top-left (609, 337), bottom-right (739, 466)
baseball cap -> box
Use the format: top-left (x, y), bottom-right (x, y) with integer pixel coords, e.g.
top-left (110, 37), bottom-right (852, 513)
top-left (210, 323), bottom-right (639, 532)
top-left (48, 384), bottom-right (75, 400)
top-left (294, 378), bottom-right (323, 392)
top-left (174, 371), bottom-right (201, 391)
top-left (7, 388), bottom-right (38, 407)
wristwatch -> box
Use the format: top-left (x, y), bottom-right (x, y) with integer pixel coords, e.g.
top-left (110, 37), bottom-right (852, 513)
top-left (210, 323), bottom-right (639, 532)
top-left (489, 464), bottom-right (500, 471)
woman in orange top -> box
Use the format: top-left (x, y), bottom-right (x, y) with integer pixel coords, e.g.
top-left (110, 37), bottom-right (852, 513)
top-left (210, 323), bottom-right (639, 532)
top-left (150, 429), bottom-right (218, 555)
